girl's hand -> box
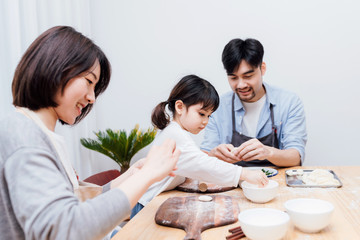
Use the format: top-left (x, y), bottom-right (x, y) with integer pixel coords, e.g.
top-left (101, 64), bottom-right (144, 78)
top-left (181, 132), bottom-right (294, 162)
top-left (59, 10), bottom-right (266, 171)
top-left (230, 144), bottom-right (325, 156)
top-left (240, 169), bottom-right (268, 187)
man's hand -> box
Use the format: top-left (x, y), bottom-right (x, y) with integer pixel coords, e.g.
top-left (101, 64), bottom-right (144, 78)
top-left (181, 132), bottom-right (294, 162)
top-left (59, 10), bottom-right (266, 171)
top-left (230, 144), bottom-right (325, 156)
top-left (232, 138), bottom-right (273, 161)
top-left (208, 144), bottom-right (240, 163)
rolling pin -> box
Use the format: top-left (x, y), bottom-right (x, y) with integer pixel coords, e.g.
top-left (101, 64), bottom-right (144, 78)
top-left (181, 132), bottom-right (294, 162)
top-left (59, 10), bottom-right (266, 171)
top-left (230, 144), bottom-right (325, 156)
top-left (198, 182), bottom-right (208, 192)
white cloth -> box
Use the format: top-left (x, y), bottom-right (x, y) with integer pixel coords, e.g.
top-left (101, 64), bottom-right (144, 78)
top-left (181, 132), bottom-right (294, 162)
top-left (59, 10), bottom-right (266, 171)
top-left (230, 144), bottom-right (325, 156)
top-left (138, 121), bottom-right (242, 206)
top-left (241, 94), bottom-right (266, 137)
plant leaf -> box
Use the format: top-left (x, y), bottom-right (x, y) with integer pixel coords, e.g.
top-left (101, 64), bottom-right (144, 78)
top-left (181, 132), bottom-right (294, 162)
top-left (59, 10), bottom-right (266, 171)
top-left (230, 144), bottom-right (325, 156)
top-left (80, 126), bottom-right (157, 170)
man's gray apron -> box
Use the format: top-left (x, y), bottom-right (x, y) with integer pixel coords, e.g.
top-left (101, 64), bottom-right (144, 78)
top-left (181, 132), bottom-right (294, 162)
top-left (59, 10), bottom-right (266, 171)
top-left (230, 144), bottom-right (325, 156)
top-left (231, 93), bottom-right (279, 167)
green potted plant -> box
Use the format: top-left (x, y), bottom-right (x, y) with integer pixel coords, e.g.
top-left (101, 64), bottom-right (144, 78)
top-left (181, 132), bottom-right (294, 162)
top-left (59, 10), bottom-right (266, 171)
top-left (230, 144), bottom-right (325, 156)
top-left (80, 124), bottom-right (157, 174)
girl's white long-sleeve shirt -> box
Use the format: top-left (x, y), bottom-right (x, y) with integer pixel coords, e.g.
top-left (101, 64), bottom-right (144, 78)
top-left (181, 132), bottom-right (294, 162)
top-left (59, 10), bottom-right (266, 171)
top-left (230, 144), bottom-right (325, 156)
top-left (139, 121), bottom-right (242, 206)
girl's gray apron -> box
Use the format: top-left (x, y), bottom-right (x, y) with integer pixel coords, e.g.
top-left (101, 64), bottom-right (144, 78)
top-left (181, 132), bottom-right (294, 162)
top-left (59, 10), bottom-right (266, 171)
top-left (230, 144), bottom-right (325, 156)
top-left (231, 93), bottom-right (279, 167)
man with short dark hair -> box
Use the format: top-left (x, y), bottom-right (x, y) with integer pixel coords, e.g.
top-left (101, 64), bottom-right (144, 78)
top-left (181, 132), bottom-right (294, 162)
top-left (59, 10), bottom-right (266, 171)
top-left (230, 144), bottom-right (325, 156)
top-left (201, 38), bottom-right (307, 167)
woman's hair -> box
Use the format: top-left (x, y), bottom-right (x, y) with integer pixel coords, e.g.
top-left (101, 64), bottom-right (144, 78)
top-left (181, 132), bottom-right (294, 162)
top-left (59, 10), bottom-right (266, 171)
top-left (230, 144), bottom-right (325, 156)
top-left (152, 74), bottom-right (219, 130)
top-left (222, 38), bottom-right (264, 75)
top-left (12, 26), bottom-right (111, 124)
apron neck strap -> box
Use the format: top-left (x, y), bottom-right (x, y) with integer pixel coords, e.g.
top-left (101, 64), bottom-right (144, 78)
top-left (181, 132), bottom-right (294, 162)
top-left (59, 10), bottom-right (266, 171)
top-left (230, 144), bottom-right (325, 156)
top-left (231, 93), bottom-right (276, 134)
top-left (231, 93), bottom-right (236, 134)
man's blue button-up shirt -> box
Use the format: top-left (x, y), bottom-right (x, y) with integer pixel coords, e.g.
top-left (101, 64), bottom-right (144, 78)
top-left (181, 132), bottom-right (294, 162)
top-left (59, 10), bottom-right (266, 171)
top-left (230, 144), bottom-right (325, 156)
top-left (200, 82), bottom-right (307, 163)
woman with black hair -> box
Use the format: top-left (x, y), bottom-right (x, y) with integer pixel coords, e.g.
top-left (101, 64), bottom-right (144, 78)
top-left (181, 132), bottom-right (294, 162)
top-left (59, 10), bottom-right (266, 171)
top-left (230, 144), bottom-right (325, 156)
top-left (0, 26), bottom-right (179, 240)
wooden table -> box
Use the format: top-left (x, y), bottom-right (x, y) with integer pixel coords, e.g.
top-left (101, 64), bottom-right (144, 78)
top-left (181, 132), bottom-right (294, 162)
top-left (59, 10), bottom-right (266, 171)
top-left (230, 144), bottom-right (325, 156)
top-left (113, 166), bottom-right (360, 239)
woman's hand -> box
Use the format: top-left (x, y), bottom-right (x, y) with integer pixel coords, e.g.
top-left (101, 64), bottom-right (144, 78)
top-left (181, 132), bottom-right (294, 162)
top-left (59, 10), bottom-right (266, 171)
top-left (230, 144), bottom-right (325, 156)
top-left (141, 139), bottom-right (180, 182)
top-left (128, 158), bottom-right (146, 175)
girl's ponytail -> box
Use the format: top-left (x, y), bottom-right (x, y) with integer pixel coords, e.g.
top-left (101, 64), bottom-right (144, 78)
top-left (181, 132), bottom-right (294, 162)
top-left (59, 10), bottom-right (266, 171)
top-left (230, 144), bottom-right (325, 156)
top-left (151, 101), bottom-right (170, 130)
top-left (151, 74), bottom-right (219, 130)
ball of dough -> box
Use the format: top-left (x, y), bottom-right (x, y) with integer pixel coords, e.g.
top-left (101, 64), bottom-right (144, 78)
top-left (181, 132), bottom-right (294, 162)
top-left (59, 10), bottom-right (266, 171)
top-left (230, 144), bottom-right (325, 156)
top-left (286, 170), bottom-right (296, 176)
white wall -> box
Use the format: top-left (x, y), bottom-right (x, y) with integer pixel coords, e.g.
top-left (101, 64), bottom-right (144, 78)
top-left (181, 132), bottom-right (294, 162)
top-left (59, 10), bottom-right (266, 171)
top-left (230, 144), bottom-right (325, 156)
top-left (1, 0), bottom-right (359, 173)
top-left (88, 0), bottom-right (360, 166)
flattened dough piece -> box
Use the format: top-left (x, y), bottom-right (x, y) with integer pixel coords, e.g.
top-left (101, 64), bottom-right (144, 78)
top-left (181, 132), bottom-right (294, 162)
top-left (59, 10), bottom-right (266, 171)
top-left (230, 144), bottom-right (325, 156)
top-left (198, 195), bottom-right (213, 202)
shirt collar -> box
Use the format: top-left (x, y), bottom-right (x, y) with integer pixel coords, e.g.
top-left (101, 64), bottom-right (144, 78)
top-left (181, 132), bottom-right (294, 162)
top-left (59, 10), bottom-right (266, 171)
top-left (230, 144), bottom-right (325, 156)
top-left (233, 82), bottom-right (276, 111)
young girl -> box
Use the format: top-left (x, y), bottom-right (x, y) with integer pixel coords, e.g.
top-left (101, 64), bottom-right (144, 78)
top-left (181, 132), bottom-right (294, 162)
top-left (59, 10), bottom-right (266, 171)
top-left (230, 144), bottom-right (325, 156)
top-left (131, 74), bottom-right (268, 217)
top-left (0, 26), bottom-right (179, 240)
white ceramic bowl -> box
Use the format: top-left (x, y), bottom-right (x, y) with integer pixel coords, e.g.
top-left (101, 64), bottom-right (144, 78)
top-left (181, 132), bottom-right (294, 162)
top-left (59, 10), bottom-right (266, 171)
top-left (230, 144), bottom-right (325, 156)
top-left (238, 208), bottom-right (290, 240)
top-left (284, 198), bottom-right (334, 233)
top-left (241, 179), bottom-right (279, 203)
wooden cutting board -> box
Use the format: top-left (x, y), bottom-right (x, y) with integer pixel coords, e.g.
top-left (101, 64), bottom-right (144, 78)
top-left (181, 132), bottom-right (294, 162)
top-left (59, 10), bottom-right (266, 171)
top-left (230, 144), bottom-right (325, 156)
top-left (155, 195), bottom-right (239, 240)
top-left (176, 178), bottom-right (236, 193)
